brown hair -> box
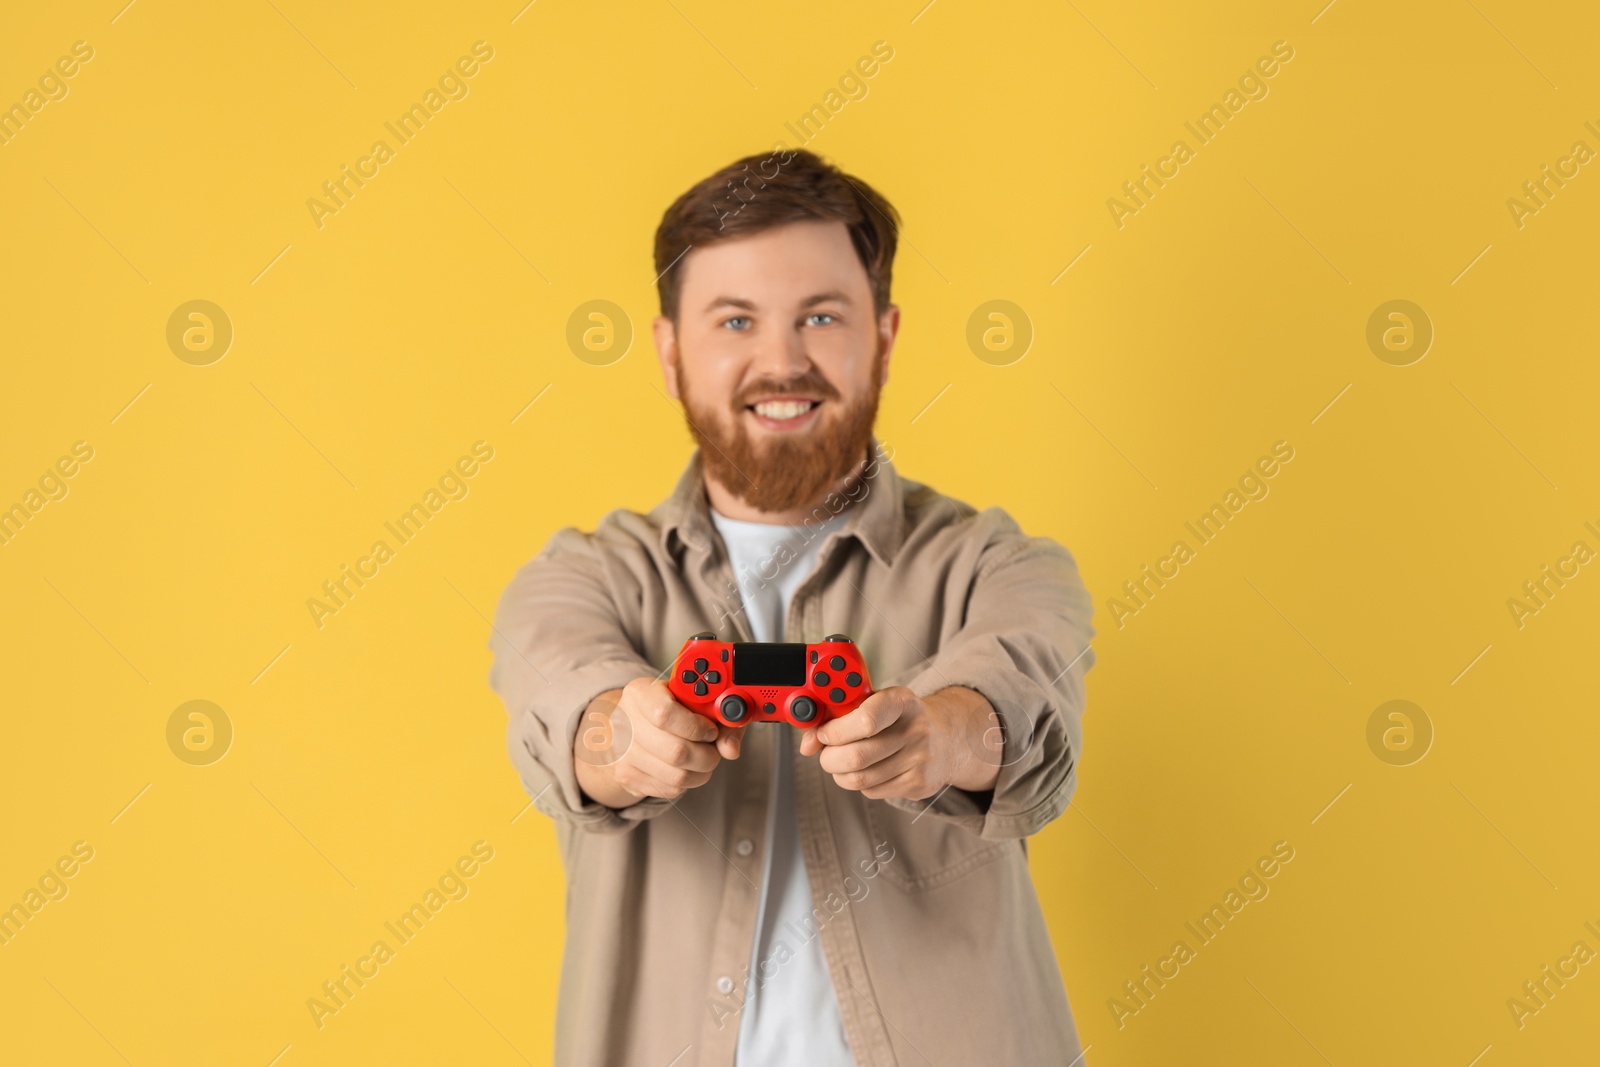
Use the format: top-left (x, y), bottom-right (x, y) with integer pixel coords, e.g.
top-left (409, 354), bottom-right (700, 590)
top-left (653, 148), bottom-right (900, 321)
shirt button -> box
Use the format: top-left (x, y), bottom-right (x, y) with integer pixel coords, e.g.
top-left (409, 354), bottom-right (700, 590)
top-left (715, 975), bottom-right (734, 994)
top-left (735, 838), bottom-right (755, 857)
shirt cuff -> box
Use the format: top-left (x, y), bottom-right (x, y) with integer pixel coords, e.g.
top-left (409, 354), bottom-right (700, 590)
top-left (889, 635), bottom-right (1079, 840)
top-left (507, 656), bottom-right (673, 833)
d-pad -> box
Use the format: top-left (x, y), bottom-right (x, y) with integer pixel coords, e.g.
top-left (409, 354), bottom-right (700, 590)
top-left (679, 657), bottom-right (722, 697)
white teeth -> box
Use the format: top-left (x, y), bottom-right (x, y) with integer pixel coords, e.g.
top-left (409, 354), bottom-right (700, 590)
top-left (753, 400), bottom-right (815, 420)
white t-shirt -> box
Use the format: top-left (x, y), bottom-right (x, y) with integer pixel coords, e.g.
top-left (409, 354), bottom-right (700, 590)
top-left (709, 507), bottom-right (856, 1067)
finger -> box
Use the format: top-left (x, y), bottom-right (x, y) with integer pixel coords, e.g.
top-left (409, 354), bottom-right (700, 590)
top-left (819, 735), bottom-right (902, 778)
top-left (829, 746), bottom-right (918, 793)
top-left (716, 725), bottom-right (743, 760)
top-left (635, 680), bottom-right (718, 742)
top-left (815, 690), bottom-right (905, 747)
top-left (625, 744), bottom-right (712, 795)
top-left (635, 723), bottom-right (721, 773)
top-left (859, 765), bottom-right (934, 801)
top-left (797, 728), bottom-right (821, 757)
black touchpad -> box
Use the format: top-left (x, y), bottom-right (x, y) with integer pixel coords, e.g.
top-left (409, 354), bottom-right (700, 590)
top-left (732, 643), bottom-right (807, 686)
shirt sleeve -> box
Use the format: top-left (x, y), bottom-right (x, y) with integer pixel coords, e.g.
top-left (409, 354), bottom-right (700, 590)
top-left (893, 510), bottom-right (1096, 840)
top-left (488, 525), bottom-right (674, 833)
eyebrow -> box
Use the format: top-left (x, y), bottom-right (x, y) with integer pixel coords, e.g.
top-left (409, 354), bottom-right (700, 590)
top-left (701, 290), bottom-right (855, 314)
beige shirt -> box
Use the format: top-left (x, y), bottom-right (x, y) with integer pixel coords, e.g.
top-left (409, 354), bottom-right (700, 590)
top-left (488, 441), bottom-right (1096, 1066)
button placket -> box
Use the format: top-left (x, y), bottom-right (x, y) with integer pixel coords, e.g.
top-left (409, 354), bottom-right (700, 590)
top-left (694, 546), bottom-right (770, 1063)
top-left (790, 554), bottom-right (898, 1065)
top-left (793, 720), bottom-right (897, 1065)
top-left (695, 722), bottom-right (773, 1061)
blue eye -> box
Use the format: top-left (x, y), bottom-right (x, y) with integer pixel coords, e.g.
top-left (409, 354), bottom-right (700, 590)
top-left (723, 316), bottom-right (752, 331)
top-left (807, 313), bottom-right (835, 326)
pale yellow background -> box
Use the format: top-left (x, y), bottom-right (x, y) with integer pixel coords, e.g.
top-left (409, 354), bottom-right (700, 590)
top-left (2, 1), bottom-right (1597, 1064)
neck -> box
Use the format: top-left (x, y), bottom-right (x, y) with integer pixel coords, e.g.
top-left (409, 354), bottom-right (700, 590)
top-left (704, 452), bottom-right (870, 525)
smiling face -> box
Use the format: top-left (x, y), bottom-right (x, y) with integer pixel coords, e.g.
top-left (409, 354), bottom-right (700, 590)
top-left (654, 219), bottom-right (899, 520)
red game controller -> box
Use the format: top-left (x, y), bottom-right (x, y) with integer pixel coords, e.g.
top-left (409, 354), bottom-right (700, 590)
top-left (667, 632), bottom-right (873, 728)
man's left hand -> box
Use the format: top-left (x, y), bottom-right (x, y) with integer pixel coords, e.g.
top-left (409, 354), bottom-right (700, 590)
top-left (798, 685), bottom-right (1003, 800)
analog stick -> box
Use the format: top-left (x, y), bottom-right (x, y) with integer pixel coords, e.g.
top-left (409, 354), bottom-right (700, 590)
top-left (791, 696), bottom-right (817, 723)
top-left (720, 694), bottom-right (748, 723)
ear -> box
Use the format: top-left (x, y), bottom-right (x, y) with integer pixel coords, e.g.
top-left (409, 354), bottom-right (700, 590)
top-left (875, 303), bottom-right (900, 387)
top-left (653, 315), bottom-right (681, 399)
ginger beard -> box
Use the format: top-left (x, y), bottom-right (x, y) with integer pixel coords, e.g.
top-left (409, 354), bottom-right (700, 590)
top-left (678, 343), bottom-right (884, 515)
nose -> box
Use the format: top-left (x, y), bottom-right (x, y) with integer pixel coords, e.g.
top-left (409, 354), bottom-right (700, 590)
top-left (748, 320), bottom-right (812, 383)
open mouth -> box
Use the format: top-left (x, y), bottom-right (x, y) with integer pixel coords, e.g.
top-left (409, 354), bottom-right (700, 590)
top-left (746, 397), bottom-right (822, 430)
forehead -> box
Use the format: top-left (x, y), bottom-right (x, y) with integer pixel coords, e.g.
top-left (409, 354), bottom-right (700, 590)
top-left (677, 219), bottom-right (870, 309)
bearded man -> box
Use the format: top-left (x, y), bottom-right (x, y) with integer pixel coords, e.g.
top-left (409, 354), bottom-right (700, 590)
top-left (488, 148), bottom-right (1096, 1067)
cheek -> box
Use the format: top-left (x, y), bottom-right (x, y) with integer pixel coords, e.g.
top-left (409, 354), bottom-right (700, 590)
top-left (812, 331), bottom-right (878, 398)
top-left (678, 342), bottom-right (745, 405)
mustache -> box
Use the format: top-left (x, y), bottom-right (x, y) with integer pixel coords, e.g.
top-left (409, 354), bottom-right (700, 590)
top-left (735, 371), bottom-right (841, 407)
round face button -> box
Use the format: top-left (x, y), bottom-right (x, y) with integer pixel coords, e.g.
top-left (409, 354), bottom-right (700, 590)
top-left (814, 671), bottom-right (830, 686)
top-left (829, 655), bottom-right (846, 670)
top-left (846, 671), bottom-right (861, 686)
top-left (829, 687), bottom-right (845, 703)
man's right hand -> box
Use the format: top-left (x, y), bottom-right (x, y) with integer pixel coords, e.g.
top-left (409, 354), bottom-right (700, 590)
top-left (573, 677), bottom-right (743, 808)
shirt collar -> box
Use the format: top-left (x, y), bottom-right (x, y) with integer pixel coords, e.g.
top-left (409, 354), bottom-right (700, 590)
top-left (655, 437), bottom-right (906, 567)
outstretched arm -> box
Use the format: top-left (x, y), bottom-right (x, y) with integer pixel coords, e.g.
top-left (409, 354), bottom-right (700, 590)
top-left (488, 527), bottom-right (710, 832)
top-left (806, 511), bottom-right (1095, 840)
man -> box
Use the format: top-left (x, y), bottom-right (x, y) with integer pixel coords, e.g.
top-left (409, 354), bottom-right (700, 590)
top-left (489, 148), bottom-right (1095, 1066)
